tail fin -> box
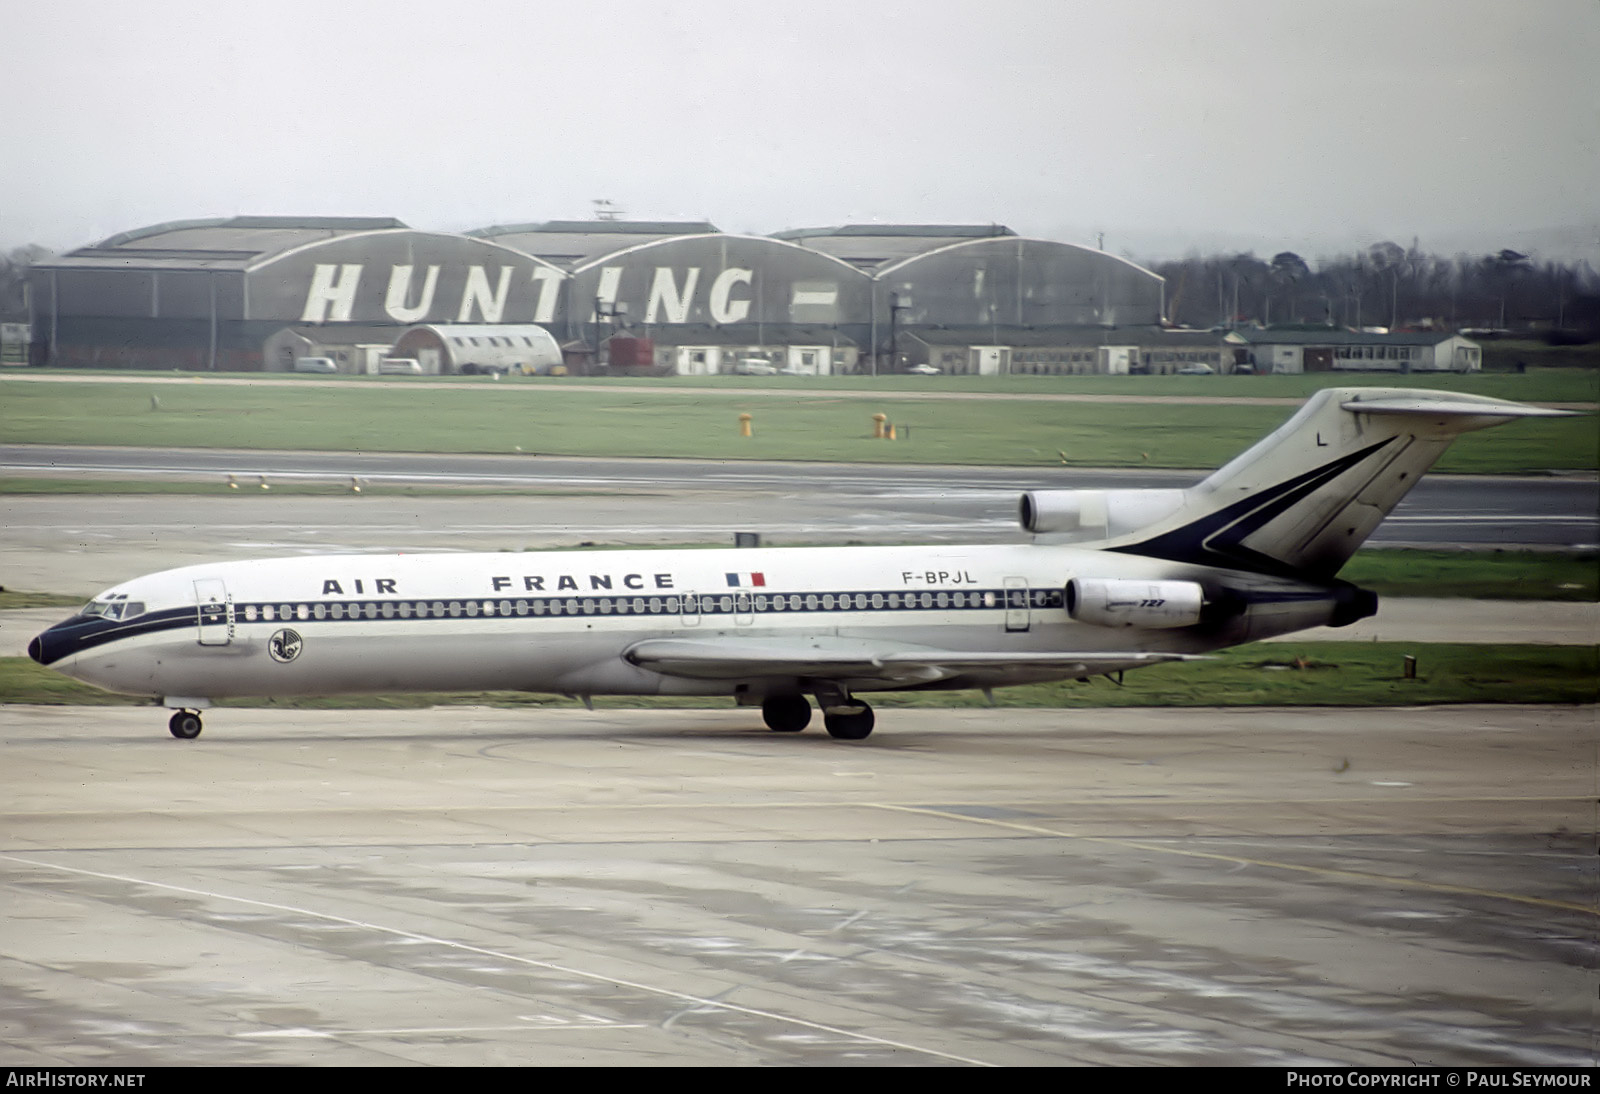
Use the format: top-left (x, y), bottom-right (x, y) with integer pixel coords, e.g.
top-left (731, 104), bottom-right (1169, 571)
top-left (1108, 387), bottom-right (1572, 579)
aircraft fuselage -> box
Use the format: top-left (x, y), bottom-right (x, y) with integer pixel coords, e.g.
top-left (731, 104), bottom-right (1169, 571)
top-left (28, 542), bottom-right (1350, 703)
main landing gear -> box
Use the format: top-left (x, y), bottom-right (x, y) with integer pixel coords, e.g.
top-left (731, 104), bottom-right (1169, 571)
top-left (168, 710), bottom-right (204, 739)
top-left (761, 693), bottom-right (811, 733)
top-left (822, 702), bottom-right (875, 741)
top-left (760, 691), bottom-right (875, 740)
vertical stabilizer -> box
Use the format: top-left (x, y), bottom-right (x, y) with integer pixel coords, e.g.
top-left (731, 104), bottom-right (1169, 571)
top-left (1110, 387), bottom-right (1572, 578)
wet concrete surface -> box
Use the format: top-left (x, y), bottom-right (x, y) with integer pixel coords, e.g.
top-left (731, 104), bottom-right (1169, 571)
top-left (1, 704), bottom-right (1593, 1066)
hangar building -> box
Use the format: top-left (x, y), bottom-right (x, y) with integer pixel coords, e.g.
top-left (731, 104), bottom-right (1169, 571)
top-left (28, 215), bottom-right (566, 370)
top-left (27, 215), bottom-right (1168, 374)
top-left (774, 225), bottom-right (1166, 371)
top-left (470, 220), bottom-right (875, 373)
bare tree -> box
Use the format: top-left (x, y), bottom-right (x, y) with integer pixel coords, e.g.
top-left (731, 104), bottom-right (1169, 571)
top-left (1269, 251), bottom-right (1311, 322)
top-left (1366, 241), bottom-right (1408, 329)
top-left (0, 245), bottom-right (50, 320)
top-left (1482, 248), bottom-right (1532, 328)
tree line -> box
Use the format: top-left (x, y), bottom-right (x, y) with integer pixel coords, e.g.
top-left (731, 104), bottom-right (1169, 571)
top-left (1145, 243), bottom-right (1598, 339)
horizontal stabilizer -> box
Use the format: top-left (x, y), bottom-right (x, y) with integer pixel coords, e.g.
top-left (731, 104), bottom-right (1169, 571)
top-left (1340, 394), bottom-right (1577, 419)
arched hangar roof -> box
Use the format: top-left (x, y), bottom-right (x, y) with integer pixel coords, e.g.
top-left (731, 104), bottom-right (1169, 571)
top-left (566, 231), bottom-right (868, 277)
top-left (45, 216), bottom-right (411, 272)
top-left (876, 234), bottom-right (1159, 280)
top-left (872, 236), bottom-right (1166, 328)
top-left (469, 220), bottom-right (721, 269)
top-left (772, 224), bottom-right (1018, 270)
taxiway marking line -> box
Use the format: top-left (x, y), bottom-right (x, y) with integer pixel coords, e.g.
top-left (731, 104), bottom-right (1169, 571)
top-left (2, 792), bottom-right (1587, 823)
top-left (237, 1023), bottom-right (647, 1038)
top-left (869, 804), bottom-right (1598, 917)
top-left (0, 852), bottom-right (998, 1067)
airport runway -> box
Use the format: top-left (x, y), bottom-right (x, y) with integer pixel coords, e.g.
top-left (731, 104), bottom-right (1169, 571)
top-left (3, 445), bottom-right (1594, 1067)
top-left (4, 445), bottom-right (1595, 555)
top-left (1, 703), bottom-right (1591, 1067)
top-left (2, 447), bottom-right (1596, 603)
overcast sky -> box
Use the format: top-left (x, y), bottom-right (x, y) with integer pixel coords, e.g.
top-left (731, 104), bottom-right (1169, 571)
top-left (4, 0), bottom-right (1597, 263)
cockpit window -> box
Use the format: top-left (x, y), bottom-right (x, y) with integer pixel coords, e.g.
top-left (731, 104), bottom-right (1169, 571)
top-left (80, 599), bottom-right (145, 621)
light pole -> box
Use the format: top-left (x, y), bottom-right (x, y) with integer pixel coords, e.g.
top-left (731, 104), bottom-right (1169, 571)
top-left (888, 291), bottom-right (912, 373)
top-left (593, 296), bottom-right (622, 369)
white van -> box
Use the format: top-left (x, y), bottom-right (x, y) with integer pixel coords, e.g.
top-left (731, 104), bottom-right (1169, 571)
top-left (378, 358), bottom-right (423, 375)
top-left (293, 357), bottom-right (338, 374)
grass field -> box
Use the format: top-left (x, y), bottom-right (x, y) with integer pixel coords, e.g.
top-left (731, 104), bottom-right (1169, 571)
top-left (480, 362), bottom-right (1600, 402)
top-left (1334, 549), bottom-right (1597, 601)
top-left (3, 373), bottom-right (1594, 471)
top-left (2, 642), bottom-right (1592, 710)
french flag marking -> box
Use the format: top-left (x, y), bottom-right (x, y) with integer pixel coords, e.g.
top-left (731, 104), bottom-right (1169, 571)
top-left (725, 572), bottom-right (766, 588)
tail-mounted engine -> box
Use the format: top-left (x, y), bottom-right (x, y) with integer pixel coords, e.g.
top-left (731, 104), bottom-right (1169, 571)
top-left (1020, 488), bottom-right (1187, 540)
top-left (1065, 577), bottom-right (1205, 629)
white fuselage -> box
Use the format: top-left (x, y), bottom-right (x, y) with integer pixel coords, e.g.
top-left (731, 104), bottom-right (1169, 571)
top-left (34, 542), bottom-right (1346, 703)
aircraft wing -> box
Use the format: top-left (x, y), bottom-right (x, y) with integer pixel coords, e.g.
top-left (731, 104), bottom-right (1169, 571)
top-left (623, 636), bottom-right (1200, 686)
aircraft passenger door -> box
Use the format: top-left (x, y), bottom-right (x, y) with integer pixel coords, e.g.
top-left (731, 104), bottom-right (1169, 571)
top-left (734, 590), bottom-right (754, 626)
top-left (1003, 576), bottom-right (1031, 633)
top-left (194, 578), bottom-right (233, 646)
top-left (680, 590), bottom-right (701, 627)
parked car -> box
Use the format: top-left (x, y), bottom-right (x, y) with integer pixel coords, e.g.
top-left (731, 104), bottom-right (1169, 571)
top-left (1176, 363), bottom-right (1215, 375)
top-left (907, 363), bottom-right (941, 375)
top-left (293, 356), bottom-right (338, 374)
top-left (734, 359), bottom-right (777, 375)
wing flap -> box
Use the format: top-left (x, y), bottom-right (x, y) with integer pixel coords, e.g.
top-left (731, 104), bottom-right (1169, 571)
top-left (624, 636), bottom-right (1201, 685)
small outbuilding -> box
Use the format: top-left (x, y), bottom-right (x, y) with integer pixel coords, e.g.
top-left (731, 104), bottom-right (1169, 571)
top-left (391, 324), bottom-right (564, 375)
top-left (263, 325), bottom-right (400, 373)
top-left (1225, 329), bottom-right (1483, 374)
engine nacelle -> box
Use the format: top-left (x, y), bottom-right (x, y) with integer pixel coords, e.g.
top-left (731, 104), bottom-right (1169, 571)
top-left (1020, 488), bottom-right (1187, 539)
top-left (1065, 578), bottom-right (1205, 629)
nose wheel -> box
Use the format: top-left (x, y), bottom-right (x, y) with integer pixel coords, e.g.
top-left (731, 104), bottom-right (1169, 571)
top-left (168, 710), bottom-right (204, 739)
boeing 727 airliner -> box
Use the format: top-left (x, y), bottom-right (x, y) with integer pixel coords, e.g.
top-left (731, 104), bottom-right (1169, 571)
top-left (27, 388), bottom-right (1571, 740)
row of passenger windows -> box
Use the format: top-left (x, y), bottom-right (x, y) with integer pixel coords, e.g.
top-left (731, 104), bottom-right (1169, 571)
top-left (234, 589), bottom-right (1062, 623)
